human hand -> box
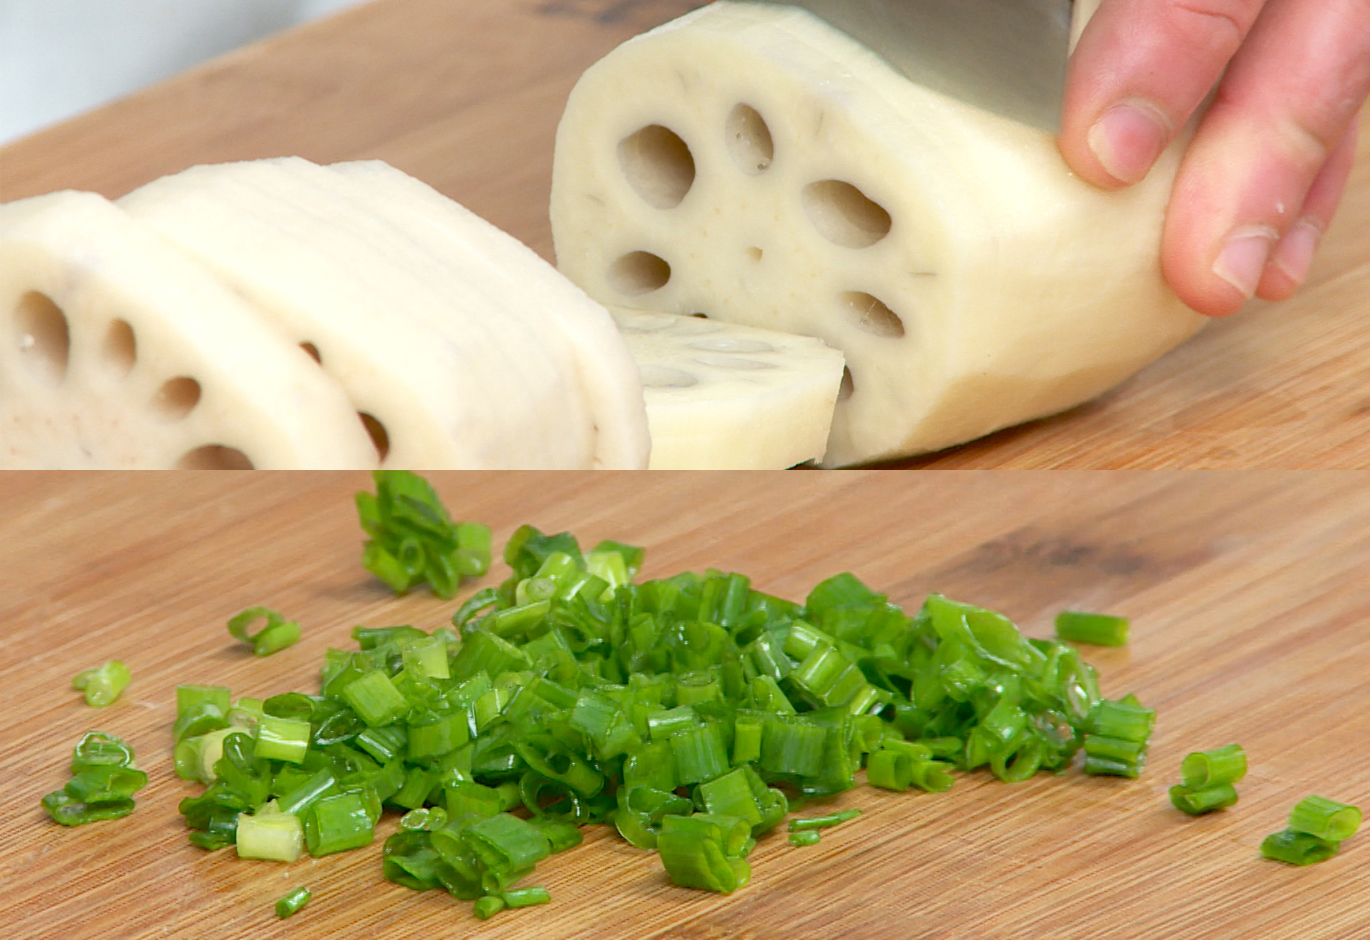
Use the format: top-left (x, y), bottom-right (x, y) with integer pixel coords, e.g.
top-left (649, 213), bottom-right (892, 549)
top-left (1059, 0), bottom-right (1370, 316)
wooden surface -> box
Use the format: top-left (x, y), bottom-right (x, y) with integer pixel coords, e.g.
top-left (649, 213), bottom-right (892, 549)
top-left (0, 0), bottom-right (1368, 467)
top-left (4, 472), bottom-right (1370, 939)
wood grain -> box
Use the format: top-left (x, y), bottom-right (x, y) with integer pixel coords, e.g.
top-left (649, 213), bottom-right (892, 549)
top-left (4, 472), bottom-right (1370, 939)
top-left (0, 0), bottom-right (1367, 466)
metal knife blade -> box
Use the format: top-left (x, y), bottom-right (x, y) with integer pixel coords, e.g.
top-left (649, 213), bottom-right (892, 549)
top-left (748, 0), bottom-right (1074, 132)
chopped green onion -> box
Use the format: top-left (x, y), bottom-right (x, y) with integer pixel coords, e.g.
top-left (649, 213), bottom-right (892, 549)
top-left (42, 731), bottom-right (146, 826)
top-left (657, 814), bottom-right (752, 894)
top-left (788, 830), bottom-right (821, 847)
top-left (1169, 784), bottom-right (1238, 815)
top-left (1055, 611), bottom-right (1129, 647)
top-left (275, 887), bottom-right (311, 919)
top-left (788, 808), bottom-right (862, 832)
top-left (72, 661), bottom-right (131, 707)
top-left (1289, 795), bottom-right (1361, 842)
top-left (1179, 744), bottom-right (1247, 789)
top-left (1261, 829), bottom-right (1339, 866)
top-left (340, 670), bottom-right (410, 728)
top-left (503, 886), bottom-right (551, 909)
top-left (227, 607), bottom-right (301, 657)
top-left (473, 896), bottom-right (506, 920)
top-left (304, 792), bottom-right (375, 856)
top-left (165, 484), bottom-right (1157, 919)
top-left (236, 809), bottom-right (304, 862)
top-left (356, 471), bottom-right (492, 598)
top-left (254, 715), bottom-right (311, 764)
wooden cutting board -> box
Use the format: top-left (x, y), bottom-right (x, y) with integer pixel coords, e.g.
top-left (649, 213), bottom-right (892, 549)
top-left (4, 471), bottom-right (1370, 939)
top-left (1, 0), bottom-right (1368, 467)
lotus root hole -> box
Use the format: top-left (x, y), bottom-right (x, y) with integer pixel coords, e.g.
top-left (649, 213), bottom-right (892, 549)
top-left (359, 412), bottom-right (390, 462)
top-left (640, 365), bottom-right (699, 389)
top-left (726, 104), bottom-right (774, 175)
top-left (152, 376), bottom-right (202, 420)
top-left (838, 366), bottom-right (854, 402)
top-left (15, 291), bottom-right (70, 384)
top-left (838, 292), bottom-right (905, 338)
top-left (803, 181), bottom-right (892, 248)
top-left (619, 125), bottom-right (696, 209)
top-left (609, 251), bottom-right (671, 295)
top-left (102, 319), bottom-right (136, 375)
top-left (177, 445), bottom-right (254, 469)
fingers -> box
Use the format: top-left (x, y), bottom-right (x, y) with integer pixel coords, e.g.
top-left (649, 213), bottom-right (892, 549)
top-left (1060, 0), bottom-right (1266, 188)
top-left (1160, 0), bottom-right (1370, 316)
top-left (1256, 117), bottom-right (1359, 301)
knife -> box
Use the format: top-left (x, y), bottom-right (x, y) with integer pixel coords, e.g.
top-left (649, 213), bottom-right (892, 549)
top-left (747, 0), bottom-right (1075, 133)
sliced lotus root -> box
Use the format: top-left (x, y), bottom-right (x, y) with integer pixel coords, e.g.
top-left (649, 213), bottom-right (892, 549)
top-left (550, 0), bottom-right (1206, 465)
top-left (326, 159), bottom-right (650, 470)
top-left (0, 191), bottom-right (376, 468)
top-left (120, 158), bottom-right (649, 470)
top-left (609, 306), bottom-right (843, 468)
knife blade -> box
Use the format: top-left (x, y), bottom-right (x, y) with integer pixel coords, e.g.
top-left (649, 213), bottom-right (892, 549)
top-left (747, 0), bottom-right (1074, 133)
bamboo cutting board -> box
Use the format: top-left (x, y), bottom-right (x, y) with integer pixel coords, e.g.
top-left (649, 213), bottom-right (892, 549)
top-left (4, 471), bottom-right (1370, 940)
top-left (1, 0), bottom-right (1369, 467)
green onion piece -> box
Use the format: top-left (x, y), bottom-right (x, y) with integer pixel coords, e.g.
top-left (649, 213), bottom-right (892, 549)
top-left (473, 896), bottom-right (506, 920)
top-left (503, 886), bottom-right (551, 909)
top-left (226, 697), bottom-right (265, 729)
top-left (254, 715), bottom-right (311, 764)
top-left (227, 606), bottom-right (302, 657)
top-left (402, 635), bottom-right (450, 680)
top-left (1289, 795), bottom-right (1361, 842)
top-left (1055, 611), bottom-right (1129, 647)
top-left (275, 887), bottom-right (311, 919)
top-left (177, 684), bottom-right (231, 716)
top-left (1169, 784), bottom-right (1238, 815)
top-left (71, 731), bottom-right (137, 772)
top-left (788, 830), bottom-right (821, 847)
top-left (788, 808), bottom-right (861, 832)
top-left (1261, 828), bottom-right (1340, 865)
top-left (304, 792), bottom-right (375, 856)
top-left (462, 813), bottom-right (552, 874)
top-left (1083, 752), bottom-right (1143, 778)
top-left (1085, 699), bottom-right (1155, 743)
top-left (530, 817), bottom-right (583, 854)
top-left (398, 807), bottom-right (448, 832)
top-left (72, 661), bottom-right (131, 707)
top-left (277, 768), bottom-right (337, 817)
top-left (43, 731), bottom-right (146, 826)
top-left (357, 471), bottom-right (491, 598)
top-left (236, 810), bottom-right (305, 862)
top-left (1179, 744), bottom-right (1247, 789)
top-left (65, 765), bottom-right (149, 803)
top-left (42, 790), bottom-right (136, 826)
top-left (657, 814), bottom-right (752, 894)
top-left (668, 724), bottom-right (730, 787)
top-left (340, 670), bottom-right (410, 728)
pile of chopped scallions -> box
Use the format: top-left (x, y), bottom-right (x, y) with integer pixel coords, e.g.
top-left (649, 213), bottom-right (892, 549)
top-left (164, 472), bottom-right (1160, 920)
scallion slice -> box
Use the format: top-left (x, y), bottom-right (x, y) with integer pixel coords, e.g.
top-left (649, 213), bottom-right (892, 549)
top-left (1261, 828), bottom-right (1340, 866)
top-left (1055, 611), bottom-right (1129, 647)
top-left (227, 607), bottom-right (301, 657)
top-left (1288, 795), bottom-right (1361, 842)
top-left (1179, 744), bottom-right (1246, 789)
top-left (72, 661), bottom-right (131, 707)
top-left (275, 886), bottom-right (311, 919)
top-left (1169, 784), bottom-right (1238, 816)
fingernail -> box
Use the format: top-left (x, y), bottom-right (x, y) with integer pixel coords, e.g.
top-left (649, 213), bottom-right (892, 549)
top-left (1087, 100), bottom-right (1170, 184)
top-left (1273, 219), bottom-right (1323, 287)
top-left (1212, 225), bottom-right (1278, 299)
